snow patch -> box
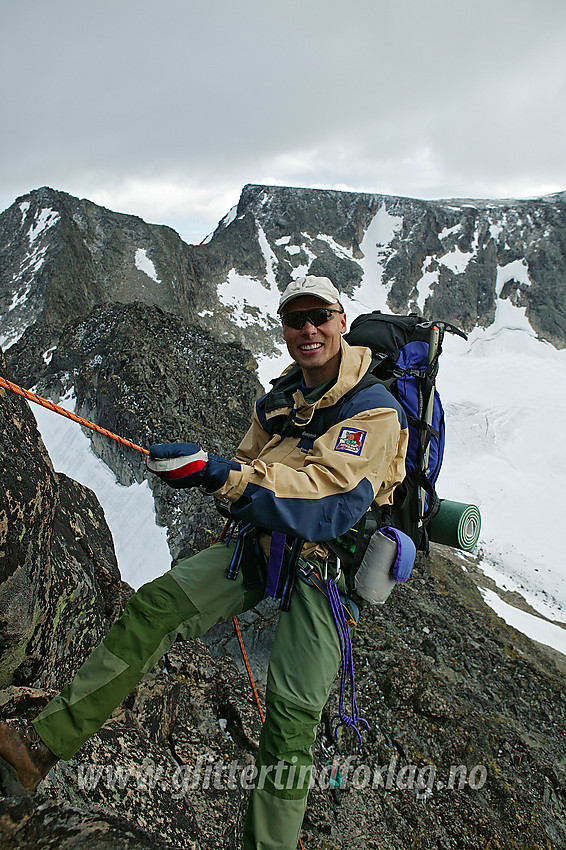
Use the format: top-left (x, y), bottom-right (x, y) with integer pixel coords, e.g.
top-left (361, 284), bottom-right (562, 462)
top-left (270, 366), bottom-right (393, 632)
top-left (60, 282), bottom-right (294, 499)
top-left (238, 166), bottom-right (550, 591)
top-left (19, 201), bottom-right (30, 223)
top-left (135, 248), bottom-right (161, 284)
top-left (489, 263), bottom-right (535, 337)
top-left (495, 259), bottom-right (531, 296)
top-left (43, 346), bottom-right (57, 365)
top-left (217, 269), bottom-right (279, 330)
top-left (257, 225), bottom-right (278, 287)
top-left (415, 267), bottom-right (439, 312)
top-left (0, 331), bottom-right (20, 350)
top-left (220, 205), bottom-right (238, 228)
top-left (480, 588), bottom-right (566, 658)
top-left (31, 390), bottom-right (171, 588)
top-left (438, 224), bottom-right (462, 240)
top-left (339, 204), bottom-right (403, 321)
top-left (315, 234), bottom-right (355, 261)
top-left (440, 247), bottom-right (473, 274)
top-left (27, 208), bottom-right (59, 244)
top-left (8, 282), bottom-right (32, 313)
top-left (292, 236), bottom-right (317, 276)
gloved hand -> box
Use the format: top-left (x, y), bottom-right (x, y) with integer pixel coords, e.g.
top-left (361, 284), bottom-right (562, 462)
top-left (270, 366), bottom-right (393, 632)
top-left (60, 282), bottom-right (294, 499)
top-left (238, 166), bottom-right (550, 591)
top-left (146, 442), bottom-right (239, 492)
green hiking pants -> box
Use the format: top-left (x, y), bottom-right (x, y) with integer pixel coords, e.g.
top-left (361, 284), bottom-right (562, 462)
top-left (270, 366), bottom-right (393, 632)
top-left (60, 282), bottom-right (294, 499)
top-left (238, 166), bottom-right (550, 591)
top-left (34, 539), bottom-right (350, 850)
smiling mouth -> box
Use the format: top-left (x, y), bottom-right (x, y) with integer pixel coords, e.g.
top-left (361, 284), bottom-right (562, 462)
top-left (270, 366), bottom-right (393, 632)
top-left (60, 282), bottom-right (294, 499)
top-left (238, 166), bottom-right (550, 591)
top-left (298, 343), bottom-right (323, 351)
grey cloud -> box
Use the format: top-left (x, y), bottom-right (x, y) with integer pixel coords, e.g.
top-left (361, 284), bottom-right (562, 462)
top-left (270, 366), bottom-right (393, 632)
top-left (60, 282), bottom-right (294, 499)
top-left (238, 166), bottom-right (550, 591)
top-left (1, 0), bottom-right (566, 235)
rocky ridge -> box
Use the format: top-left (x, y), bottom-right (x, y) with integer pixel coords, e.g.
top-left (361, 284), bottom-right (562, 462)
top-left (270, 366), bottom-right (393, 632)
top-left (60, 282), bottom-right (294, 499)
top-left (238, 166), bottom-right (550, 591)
top-left (11, 300), bottom-right (263, 562)
top-left (0, 348), bottom-right (122, 693)
top-left (1, 184), bottom-right (565, 376)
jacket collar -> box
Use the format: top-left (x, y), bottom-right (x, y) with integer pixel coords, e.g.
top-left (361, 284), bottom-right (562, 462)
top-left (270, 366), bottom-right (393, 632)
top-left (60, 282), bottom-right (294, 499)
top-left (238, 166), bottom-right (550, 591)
top-left (307, 337), bottom-right (373, 409)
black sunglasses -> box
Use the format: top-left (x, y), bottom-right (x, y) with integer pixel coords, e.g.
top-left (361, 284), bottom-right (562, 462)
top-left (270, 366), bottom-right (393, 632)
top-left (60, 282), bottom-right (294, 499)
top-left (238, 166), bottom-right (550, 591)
top-left (281, 307), bottom-right (343, 330)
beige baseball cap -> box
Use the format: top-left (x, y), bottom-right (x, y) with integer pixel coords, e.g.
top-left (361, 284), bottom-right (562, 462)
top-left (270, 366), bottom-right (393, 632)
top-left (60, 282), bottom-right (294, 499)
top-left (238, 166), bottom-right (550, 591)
top-left (278, 275), bottom-right (342, 314)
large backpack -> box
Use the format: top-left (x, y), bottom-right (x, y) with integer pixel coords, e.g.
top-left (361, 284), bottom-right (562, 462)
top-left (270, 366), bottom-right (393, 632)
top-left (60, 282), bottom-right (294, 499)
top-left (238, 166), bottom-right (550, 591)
top-left (265, 311), bottom-right (466, 558)
top-left (343, 311), bottom-right (466, 553)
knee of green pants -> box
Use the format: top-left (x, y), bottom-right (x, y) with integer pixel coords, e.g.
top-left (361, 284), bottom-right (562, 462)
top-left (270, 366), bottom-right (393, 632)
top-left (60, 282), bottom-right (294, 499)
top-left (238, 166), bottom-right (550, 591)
top-left (255, 689), bottom-right (319, 801)
top-left (102, 570), bottom-right (200, 664)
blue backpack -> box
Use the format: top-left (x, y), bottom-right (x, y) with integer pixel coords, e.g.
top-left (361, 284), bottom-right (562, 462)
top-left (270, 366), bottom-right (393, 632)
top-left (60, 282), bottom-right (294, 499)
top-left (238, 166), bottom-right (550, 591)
top-left (343, 311), bottom-right (466, 552)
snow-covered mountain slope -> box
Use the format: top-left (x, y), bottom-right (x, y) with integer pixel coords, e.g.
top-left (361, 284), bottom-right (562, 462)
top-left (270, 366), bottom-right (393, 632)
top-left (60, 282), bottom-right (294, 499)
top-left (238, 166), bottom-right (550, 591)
top-left (210, 184), bottom-right (566, 356)
top-left (437, 319), bottom-right (566, 622)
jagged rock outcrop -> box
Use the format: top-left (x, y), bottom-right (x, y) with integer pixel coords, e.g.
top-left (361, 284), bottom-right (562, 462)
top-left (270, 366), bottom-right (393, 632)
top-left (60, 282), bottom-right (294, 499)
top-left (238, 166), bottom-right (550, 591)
top-left (13, 300), bottom-right (262, 561)
top-left (0, 348), bottom-right (121, 691)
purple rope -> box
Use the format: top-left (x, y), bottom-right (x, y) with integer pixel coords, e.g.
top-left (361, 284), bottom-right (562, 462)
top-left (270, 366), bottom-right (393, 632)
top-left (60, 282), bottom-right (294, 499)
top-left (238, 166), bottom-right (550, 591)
top-left (326, 578), bottom-right (369, 746)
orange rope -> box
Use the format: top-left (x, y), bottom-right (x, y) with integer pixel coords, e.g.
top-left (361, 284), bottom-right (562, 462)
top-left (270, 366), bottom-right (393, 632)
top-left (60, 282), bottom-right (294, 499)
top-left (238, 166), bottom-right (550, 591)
top-left (0, 375), bottom-right (149, 455)
top-left (2, 375), bottom-right (305, 847)
top-left (211, 525), bottom-right (267, 723)
top-left (231, 615), bottom-right (265, 724)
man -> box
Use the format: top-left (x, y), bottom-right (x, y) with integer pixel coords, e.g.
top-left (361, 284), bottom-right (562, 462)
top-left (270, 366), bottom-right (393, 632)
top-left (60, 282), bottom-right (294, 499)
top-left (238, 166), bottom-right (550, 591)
top-left (0, 275), bottom-right (408, 849)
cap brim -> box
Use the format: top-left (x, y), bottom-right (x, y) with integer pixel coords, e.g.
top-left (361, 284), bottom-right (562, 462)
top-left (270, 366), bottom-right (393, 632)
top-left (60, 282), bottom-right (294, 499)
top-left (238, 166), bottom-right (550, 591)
top-left (278, 292), bottom-right (337, 314)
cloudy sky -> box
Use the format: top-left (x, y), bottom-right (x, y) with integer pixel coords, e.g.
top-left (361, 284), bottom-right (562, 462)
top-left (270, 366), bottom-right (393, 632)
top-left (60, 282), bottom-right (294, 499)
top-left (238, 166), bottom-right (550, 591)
top-left (2, 0), bottom-right (565, 244)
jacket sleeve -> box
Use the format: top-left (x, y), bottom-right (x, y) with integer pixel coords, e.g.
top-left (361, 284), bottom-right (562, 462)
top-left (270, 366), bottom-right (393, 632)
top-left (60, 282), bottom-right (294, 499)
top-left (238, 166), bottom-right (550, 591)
top-left (211, 404), bottom-right (408, 542)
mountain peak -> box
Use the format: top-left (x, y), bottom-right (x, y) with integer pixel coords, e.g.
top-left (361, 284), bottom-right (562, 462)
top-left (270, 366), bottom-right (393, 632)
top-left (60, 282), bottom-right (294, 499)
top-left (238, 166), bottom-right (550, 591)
top-left (2, 183), bottom-right (566, 369)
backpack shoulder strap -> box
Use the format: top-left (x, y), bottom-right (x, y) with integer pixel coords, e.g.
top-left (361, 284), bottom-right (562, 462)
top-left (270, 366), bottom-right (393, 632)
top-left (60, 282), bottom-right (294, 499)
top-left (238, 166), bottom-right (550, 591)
top-left (274, 369), bottom-right (382, 441)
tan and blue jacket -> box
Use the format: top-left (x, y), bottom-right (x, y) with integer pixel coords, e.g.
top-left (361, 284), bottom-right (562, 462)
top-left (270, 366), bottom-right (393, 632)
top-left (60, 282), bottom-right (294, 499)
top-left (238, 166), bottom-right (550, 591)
top-left (212, 338), bottom-right (409, 559)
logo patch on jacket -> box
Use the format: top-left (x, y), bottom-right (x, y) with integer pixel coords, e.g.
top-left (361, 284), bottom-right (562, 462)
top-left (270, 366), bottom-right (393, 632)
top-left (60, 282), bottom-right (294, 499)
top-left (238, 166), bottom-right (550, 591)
top-left (334, 427), bottom-right (367, 455)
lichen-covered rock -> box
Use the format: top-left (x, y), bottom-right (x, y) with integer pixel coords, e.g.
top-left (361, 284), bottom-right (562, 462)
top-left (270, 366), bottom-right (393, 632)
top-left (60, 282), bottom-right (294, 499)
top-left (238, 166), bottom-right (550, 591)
top-left (301, 546), bottom-right (566, 849)
top-left (0, 795), bottom-right (188, 849)
top-left (0, 348), bottom-right (121, 691)
top-left (0, 354), bottom-right (58, 688)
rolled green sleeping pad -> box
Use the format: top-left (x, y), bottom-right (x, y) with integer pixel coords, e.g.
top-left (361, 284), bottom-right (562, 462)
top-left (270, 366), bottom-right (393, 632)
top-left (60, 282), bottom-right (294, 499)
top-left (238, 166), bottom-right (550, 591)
top-left (428, 500), bottom-right (481, 550)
